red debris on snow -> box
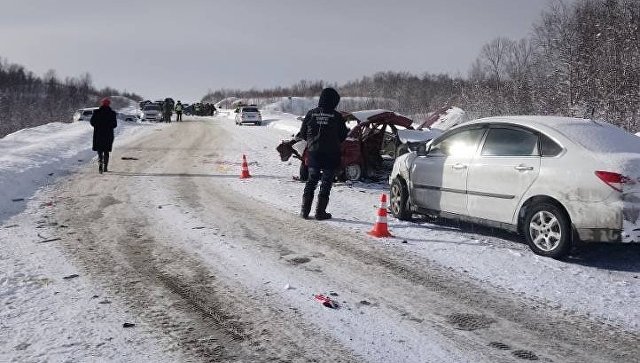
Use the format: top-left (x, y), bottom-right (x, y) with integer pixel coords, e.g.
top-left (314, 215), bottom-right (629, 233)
top-left (314, 294), bottom-right (338, 309)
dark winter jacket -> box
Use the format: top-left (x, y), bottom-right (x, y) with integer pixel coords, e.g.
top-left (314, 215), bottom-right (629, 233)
top-left (296, 88), bottom-right (348, 169)
top-left (90, 106), bottom-right (117, 152)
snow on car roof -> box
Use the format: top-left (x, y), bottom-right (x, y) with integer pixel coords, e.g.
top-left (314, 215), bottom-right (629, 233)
top-left (345, 110), bottom-right (414, 129)
top-left (465, 116), bottom-right (640, 154)
top-left (349, 109), bottom-right (391, 121)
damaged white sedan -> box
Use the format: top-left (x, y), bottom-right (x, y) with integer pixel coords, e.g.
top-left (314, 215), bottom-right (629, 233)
top-left (389, 116), bottom-right (640, 258)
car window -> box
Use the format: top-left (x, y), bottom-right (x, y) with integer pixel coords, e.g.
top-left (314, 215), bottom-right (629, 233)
top-left (242, 107), bottom-right (259, 113)
top-left (82, 111), bottom-right (93, 116)
top-left (144, 105), bottom-right (160, 111)
top-left (481, 128), bottom-right (539, 156)
top-left (428, 128), bottom-right (485, 157)
top-left (540, 134), bottom-right (563, 157)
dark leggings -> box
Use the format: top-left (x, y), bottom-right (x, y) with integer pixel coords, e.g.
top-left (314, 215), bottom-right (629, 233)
top-left (98, 151), bottom-right (110, 165)
top-left (303, 168), bottom-right (335, 200)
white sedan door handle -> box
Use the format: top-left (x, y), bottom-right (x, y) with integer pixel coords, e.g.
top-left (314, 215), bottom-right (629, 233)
top-left (452, 163), bottom-right (467, 170)
top-left (515, 165), bottom-right (534, 171)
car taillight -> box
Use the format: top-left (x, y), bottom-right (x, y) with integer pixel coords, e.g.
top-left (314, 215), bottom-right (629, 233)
top-left (595, 171), bottom-right (629, 192)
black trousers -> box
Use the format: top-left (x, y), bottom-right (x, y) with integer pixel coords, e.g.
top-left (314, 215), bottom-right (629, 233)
top-left (176, 112), bottom-right (182, 122)
top-left (303, 168), bottom-right (335, 200)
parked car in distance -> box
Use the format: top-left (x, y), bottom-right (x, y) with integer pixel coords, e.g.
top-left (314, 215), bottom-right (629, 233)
top-left (117, 113), bottom-right (139, 122)
top-left (235, 106), bottom-right (262, 125)
top-left (141, 103), bottom-right (163, 122)
top-left (72, 107), bottom-right (98, 122)
top-left (389, 116), bottom-right (640, 258)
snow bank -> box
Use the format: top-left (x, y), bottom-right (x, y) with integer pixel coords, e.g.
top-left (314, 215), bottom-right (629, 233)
top-left (0, 121), bottom-right (164, 224)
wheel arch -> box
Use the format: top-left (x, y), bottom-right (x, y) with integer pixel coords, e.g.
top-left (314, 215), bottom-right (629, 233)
top-left (517, 195), bottom-right (572, 235)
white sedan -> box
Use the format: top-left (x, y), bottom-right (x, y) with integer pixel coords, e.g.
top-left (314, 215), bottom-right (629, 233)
top-left (389, 116), bottom-right (640, 258)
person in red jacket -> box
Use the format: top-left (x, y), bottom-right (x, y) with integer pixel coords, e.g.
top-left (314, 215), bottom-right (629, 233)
top-left (90, 98), bottom-right (117, 173)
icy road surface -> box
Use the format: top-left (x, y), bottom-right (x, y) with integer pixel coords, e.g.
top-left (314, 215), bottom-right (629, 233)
top-left (2, 115), bottom-right (639, 362)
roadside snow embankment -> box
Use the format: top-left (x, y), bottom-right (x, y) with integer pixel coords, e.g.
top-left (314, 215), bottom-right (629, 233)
top-left (0, 120), bottom-right (164, 224)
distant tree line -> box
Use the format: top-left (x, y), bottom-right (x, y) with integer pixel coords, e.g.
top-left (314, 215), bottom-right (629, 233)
top-left (202, 0), bottom-right (640, 130)
top-left (0, 57), bottom-right (142, 137)
top-left (201, 80), bottom-right (329, 105)
top-left (465, 0), bottom-right (640, 130)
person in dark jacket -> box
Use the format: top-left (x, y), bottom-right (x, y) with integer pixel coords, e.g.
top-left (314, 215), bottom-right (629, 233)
top-left (296, 88), bottom-right (348, 219)
top-left (163, 100), bottom-right (173, 122)
top-left (90, 98), bottom-right (118, 173)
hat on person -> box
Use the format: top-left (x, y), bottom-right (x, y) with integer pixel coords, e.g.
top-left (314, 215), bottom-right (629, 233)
top-left (100, 98), bottom-right (111, 107)
top-left (318, 88), bottom-right (340, 111)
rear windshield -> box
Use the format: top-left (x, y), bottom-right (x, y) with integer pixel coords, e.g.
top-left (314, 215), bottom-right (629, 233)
top-left (144, 105), bottom-right (161, 111)
top-left (556, 122), bottom-right (640, 153)
top-left (82, 111), bottom-right (93, 116)
top-left (242, 107), bottom-right (259, 113)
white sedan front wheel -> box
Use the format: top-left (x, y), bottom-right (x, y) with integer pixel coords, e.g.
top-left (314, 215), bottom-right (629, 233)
top-left (390, 178), bottom-right (411, 221)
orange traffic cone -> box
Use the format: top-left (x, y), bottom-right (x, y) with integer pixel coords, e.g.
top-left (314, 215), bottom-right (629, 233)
top-left (368, 194), bottom-right (393, 238)
top-left (240, 154), bottom-right (252, 179)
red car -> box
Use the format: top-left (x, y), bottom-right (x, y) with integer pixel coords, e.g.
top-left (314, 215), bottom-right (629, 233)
top-left (277, 109), bottom-right (414, 181)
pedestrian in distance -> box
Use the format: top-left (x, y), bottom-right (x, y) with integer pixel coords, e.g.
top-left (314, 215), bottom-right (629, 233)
top-left (163, 101), bottom-right (173, 123)
top-left (175, 100), bottom-right (183, 122)
top-left (297, 87), bottom-right (348, 220)
top-left (90, 97), bottom-right (118, 174)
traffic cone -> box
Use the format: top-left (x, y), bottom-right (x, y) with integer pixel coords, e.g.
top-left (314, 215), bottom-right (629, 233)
top-left (240, 154), bottom-right (252, 179)
top-left (368, 194), bottom-right (393, 238)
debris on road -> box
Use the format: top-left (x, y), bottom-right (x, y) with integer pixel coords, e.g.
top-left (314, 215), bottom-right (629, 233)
top-left (121, 156), bottom-right (139, 160)
top-left (122, 322), bottom-right (136, 328)
top-left (314, 294), bottom-right (338, 309)
top-left (62, 274), bottom-right (80, 280)
top-left (38, 237), bottom-right (61, 244)
top-left (11, 198), bottom-right (24, 202)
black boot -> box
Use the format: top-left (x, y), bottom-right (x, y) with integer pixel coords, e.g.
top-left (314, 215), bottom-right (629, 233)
top-left (103, 153), bottom-right (109, 172)
top-left (301, 195), bottom-right (313, 219)
top-left (315, 197), bottom-right (332, 220)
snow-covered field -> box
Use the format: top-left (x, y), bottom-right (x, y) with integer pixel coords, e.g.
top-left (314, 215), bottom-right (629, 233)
top-left (1, 111), bottom-right (638, 362)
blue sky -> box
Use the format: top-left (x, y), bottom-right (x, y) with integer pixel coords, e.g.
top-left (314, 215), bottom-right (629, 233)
top-left (0, 0), bottom-right (563, 101)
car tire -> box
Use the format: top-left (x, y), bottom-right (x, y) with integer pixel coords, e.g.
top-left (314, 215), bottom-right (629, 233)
top-left (344, 164), bottom-right (362, 181)
top-left (257, 121), bottom-right (262, 126)
top-left (390, 178), bottom-right (412, 221)
top-left (523, 202), bottom-right (572, 259)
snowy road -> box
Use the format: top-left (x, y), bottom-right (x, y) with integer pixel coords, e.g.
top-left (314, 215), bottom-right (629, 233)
top-left (2, 116), bottom-right (639, 362)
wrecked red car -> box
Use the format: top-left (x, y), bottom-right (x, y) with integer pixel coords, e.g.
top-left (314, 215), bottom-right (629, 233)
top-left (277, 109), bottom-right (415, 181)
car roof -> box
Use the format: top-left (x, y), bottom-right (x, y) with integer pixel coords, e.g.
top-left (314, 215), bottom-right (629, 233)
top-left (461, 115), bottom-right (597, 130)
top-left (453, 115), bottom-right (640, 154)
